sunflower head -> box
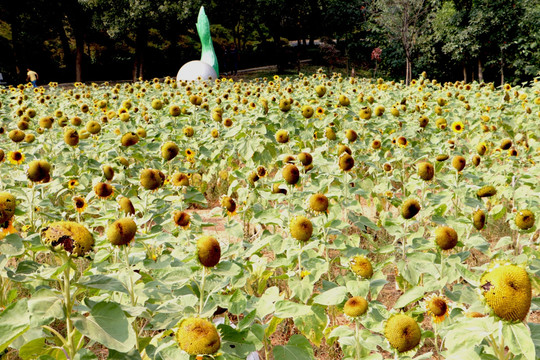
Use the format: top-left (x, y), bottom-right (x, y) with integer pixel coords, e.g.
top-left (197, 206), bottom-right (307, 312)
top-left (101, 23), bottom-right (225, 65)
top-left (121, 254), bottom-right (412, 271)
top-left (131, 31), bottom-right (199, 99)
top-left (435, 118), bottom-right (447, 130)
top-left (435, 226), bottom-right (458, 250)
top-left (0, 149), bottom-right (4, 163)
top-left (472, 154), bottom-right (481, 167)
top-left (72, 196), bottom-right (87, 213)
top-left (27, 160), bottom-right (51, 183)
top-left (501, 138), bottom-right (513, 150)
top-left (325, 127), bottom-right (337, 141)
top-left (477, 142), bottom-right (488, 156)
top-left (344, 296), bottom-right (368, 317)
top-left (298, 152), bottom-right (313, 166)
top-left (161, 142), bottom-right (179, 161)
top-left (176, 318), bottom-right (221, 355)
top-left (424, 294), bottom-right (451, 323)
top-left (480, 262), bottom-right (531, 321)
top-left (384, 313), bottom-right (421, 353)
top-left (290, 216), bottom-right (313, 242)
top-left (473, 209), bottom-right (486, 230)
top-left (118, 197), bottom-right (135, 215)
top-left (275, 130), bottom-right (289, 143)
top-left (417, 162), bottom-right (434, 181)
top-left (401, 199), bottom-right (421, 219)
top-left (436, 154), bottom-right (449, 162)
top-left (345, 129), bottom-right (358, 143)
top-left (94, 182), bottom-right (114, 199)
top-left (173, 211), bottom-right (191, 228)
top-left (41, 221), bottom-right (94, 257)
top-left (197, 236), bottom-right (221, 267)
top-left (359, 106), bottom-right (372, 120)
top-left (451, 121), bottom-right (464, 133)
top-left (172, 172), bottom-right (190, 187)
top-left (121, 132), bottom-right (139, 147)
top-left (64, 128), bottom-right (80, 147)
top-left (107, 218), bottom-right (137, 246)
top-left (339, 153), bottom-right (354, 171)
top-left (451, 155), bottom-right (466, 172)
top-left (351, 255), bottom-right (373, 279)
top-left (272, 183), bottom-right (287, 195)
top-left (309, 193), bottom-right (329, 213)
top-left (221, 196), bottom-right (237, 213)
top-left (86, 120), bottom-right (101, 134)
top-left (338, 144), bottom-right (352, 156)
top-left (140, 169), bottom-right (165, 191)
top-left (302, 105), bottom-right (314, 119)
top-left (9, 129), bottom-right (25, 143)
top-left (183, 126), bottom-right (194, 138)
top-left (0, 192), bottom-right (16, 223)
top-left (477, 185), bottom-right (497, 198)
top-left (282, 164), bottom-right (300, 185)
top-left (515, 209), bottom-right (535, 230)
top-left (315, 85), bottom-right (326, 97)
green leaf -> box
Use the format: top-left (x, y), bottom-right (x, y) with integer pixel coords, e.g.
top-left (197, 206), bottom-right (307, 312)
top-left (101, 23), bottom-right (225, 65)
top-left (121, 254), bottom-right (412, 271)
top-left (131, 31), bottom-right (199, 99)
top-left (502, 322), bottom-right (536, 360)
top-left (294, 305), bottom-right (327, 346)
top-left (273, 334), bottom-right (314, 360)
top-left (218, 325), bottom-right (258, 358)
top-left (107, 349), bottom-right (142, 360)
top-left (393, 286), bottom-right (425, 309)
top-left (18, 338), bottom-right (48, 360)
top-left (72, 301), bottom-right (136, 353)
top-left (78, 274), bottom-right (130, 294)
top-left (73, 349), bottom-right (98, 360)
top-left (529, 323), bottom-right (540, 359)
top-left (274, 301), bottom-right (313, 318)
top-left (312, 286), bottom-right (348, 306)
top-left (28, 288), bottom-right (64, 326)
top-left (0, 233), bottom-right (25, 256)
top-left (0, 299), bottom-right (30, 352)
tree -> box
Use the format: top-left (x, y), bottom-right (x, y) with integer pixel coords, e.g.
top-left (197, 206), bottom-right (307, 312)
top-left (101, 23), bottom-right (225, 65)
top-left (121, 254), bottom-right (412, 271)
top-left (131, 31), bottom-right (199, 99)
top-left (372, 0), bottom-right (431, 84)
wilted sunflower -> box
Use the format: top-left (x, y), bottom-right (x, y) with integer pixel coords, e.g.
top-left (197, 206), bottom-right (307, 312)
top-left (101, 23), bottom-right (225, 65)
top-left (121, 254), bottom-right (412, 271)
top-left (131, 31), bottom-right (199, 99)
top-left (308, 193), bottom-right (329, 213)
top-left (298, 152), bottom-right (313, 166)
top-left (121, 132), bottom-right (139, 147)
top-left (477, 185), bottom-right (497, 198)
top-left (8, 150), bottom-right (25, 165)
top-left (282, 164), bottom-right (300, 185)
top-left (27, 160), bottom-right (51, 183)
top-left (350, 255), bottom-right (373, 279)
top-left (197, 235), bottom-right (221, 267)
top-left (435, 226), bottom-right (458, 250)
top-left (275, 129), bottom-right (289, 143)
top-left (173, 210), bottom-right (191, 228)
top-left (452, 155), bottom-right (466, 172)
top-left (417, 161), bottom-right (434, 181)
top-left (256, 166), bottom-right (267, 178)
top-left (345, 129), bottom-right (358, 142)
top-left (344, 296), bottom-right (368, 317)
top-left (107, 218), bottom-right (137, 246)
top-left (480, 262), bottom-right (531, 321)
top-left (94, 182), bottom-right (114, 199)
top-left (401, 198), bottom-right (421, 219)
top-left (451, 121), bottom-right (464, 133)
top-left (140, 169), bottom-right (165, 191)
top-left (339, 153), bottom-right (354, 171)
top-left (73, 196), bottom-right (87, 213)
top-left (473, 209), bottom-right (486, 230)
top-left (118, 196), bottom-right (135, 215)
top-left (41, 221), bottom-right (94, 257)
top-left (384, 313), bottom-right (421, 354)
top-left (221, 196), bottom-right (237, 215)
top-left (515, 209), bottom-right (535, 230)
top-left (171, 172), bottom-right (190, 187)
top-left (290, 216), bottom-right (313, 242)
top-left (423, 293), bottom-right (451, 323)
top-left (183, 126), bottom-right (194, 137)
top-left (0, 192), bottom-right (16, 223)
top-left (176, 318), bottom-right (221, 355)
top-left (161, 141), bottom-right (179, 161)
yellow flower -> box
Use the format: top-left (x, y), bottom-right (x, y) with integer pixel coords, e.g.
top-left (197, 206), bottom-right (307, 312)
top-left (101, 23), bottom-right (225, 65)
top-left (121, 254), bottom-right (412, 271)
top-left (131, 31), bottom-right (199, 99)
top-left (185, 148), bottom-right (195, 159)
top-left (68, 179), bottom-right (79, 189)
top-left (423, 293), bottom-right (451, 324)
top-left (451, 121), bottom-right (464, 133)
top-left (0, 218), bottom-right (17, 239)
top-left (73, 196), bottom-right (88, 213)
top-left (8, 151), bottom-right (25, 165)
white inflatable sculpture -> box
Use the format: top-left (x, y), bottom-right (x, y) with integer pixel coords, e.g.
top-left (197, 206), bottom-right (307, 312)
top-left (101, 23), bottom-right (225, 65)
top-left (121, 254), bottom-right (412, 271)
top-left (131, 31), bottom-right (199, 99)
top-left (177, 7), bottom-right (219, 82)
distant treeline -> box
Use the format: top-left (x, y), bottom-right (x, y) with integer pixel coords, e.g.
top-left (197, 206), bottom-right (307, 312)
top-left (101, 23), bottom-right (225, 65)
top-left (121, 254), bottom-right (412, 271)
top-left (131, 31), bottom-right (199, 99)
top-left (0, 0), bottom-right (539, 85)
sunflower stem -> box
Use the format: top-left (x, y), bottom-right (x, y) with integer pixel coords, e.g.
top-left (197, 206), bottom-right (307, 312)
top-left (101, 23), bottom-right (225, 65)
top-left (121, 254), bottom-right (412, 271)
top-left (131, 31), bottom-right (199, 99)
top-left (433, 322), bottom-right (440, 357)
top-left (29, 184), bottom-right (36, 232)
top-left (61, 256), bottom-right (77, 359)
top-left (298, 243), bottom-right (303, 280)
top-left (343, 171), bottom-right (349, 221)
top-left (123, 245), bottom-right (140, 351)
top-left (355, 319), bottom-right (362, 360)
top-left (199, 266), bottom-right (207, 315)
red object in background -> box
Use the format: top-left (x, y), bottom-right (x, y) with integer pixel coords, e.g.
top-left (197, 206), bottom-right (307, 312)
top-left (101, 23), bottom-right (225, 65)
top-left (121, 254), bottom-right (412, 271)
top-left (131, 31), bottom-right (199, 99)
top-left (371, 47), bottom-right (382, 62)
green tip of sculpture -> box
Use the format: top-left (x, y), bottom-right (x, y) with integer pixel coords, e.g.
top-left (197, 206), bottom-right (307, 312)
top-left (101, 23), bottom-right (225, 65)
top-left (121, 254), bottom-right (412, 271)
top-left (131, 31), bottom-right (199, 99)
top-left (196, 6), bottom-right (219, 77)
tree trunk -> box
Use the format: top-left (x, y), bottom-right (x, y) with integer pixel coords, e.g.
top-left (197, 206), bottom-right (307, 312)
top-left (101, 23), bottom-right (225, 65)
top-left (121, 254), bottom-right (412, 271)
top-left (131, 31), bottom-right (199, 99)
top-left (462, 64), bottom-right (467, 83)
top-left (132, 27), bottom-right (148, 81)
top-left (500, 47), bottom-right (504, 86)
top-left (74, 33), bottom-right (84, 82)
top-left (56, 19), bottom-right (73, 75)
top-left (405, 58), bottom-right (409, 85)
top-left (478, 58), bottom-right (484, 82)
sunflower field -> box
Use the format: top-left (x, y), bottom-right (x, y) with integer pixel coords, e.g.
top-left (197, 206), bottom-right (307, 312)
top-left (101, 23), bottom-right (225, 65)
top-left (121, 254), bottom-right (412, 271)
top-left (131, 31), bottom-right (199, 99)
top-left (0, 72), bottom-right (539, 360)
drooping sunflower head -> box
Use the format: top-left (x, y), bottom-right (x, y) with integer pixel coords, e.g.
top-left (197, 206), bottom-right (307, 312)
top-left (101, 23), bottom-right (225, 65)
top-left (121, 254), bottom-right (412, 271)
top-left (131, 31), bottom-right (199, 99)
top-left (94, 182), bottom-right (114, 199)
top-left (197, 235), bottom-right (221, 267)
top-left (384, 313), bottom-right (421, 353)
top-left (480, 262), bottom-right (531, 321)
top-left (302, 105), bottom-right (314, 119)
top-left (401, 198), bottom-right (421, 220)
top-left (345, 129), bottom-right (358, 143)
top-left (171, 172), bottom-right (190, 187)
top-left (27, 160), bottom-right (51, 183)
top-left (41, 221), bottom-right (94, 257)
top-left (435, 118), bottom-right (447, 130)
top-left (272, 183), bottom-right (287, 195)
top-left (473, 209), bottom-right (486, 230)
top-left (338, 153), bottom-right (354, 172)
top-left (86, 120), bottom-right (101, 134)
top-left (500, 138), bottom-right (513, 150)
top-left (451, 155), bottom-right (466, 172)
top-left (308, 193), bottom-right (329, 213)
top-left (275, 129), bottom-right (289, 144)
top-left (64, 128), bottom-right (80, 147)
top-left (118, 196), bottom-right (135, 215)
top-left (161, 141), bottom-right (179, 161)
top-left (515, 209), bottom-right (535, 230)
top-left (434, 226), bottom-right (458, 250)
top-left (436, 154), bottom-right (449, 162)
top-left (0, 192), bottom-right (16, 223)
top-left (121, 132), bottom-right (139, 147)
top-left (173, 210), bottom-right (191, 227)
top-left (417, 161), bottom-right (434, 181)
top-left (221, 196), bottom-right (237, 213)
top-left (298, 152), bottom-right (313, 166)
top-left (477, 185), bottom-right (497, 198)
top-left (107, 218), bottom-right (137, 246)
top-left (351, 255), bottom-right (373, 279)
top-left (140, 169), bottom-right (165, 191)
top-left (183, 126), bottom-right (194, 138)
top-left (176, 317), bottom-right (221, 355)
top-left (344, 296), bottom-right (368, 317)
top-left (282, 164), bottom-right (300, 185)
top-left (289, 216), bottom-right (313, 242)
top-left (472, 154), bottom-right (481, 167)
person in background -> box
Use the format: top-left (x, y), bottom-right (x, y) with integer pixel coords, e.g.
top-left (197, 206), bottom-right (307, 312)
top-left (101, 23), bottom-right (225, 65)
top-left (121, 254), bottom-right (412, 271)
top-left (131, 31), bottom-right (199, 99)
top-left (26, 68), bottom-right (38, 87)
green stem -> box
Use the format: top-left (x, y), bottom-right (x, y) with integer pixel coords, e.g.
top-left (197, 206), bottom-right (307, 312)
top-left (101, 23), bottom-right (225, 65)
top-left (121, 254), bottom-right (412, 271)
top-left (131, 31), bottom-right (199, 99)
top-left (488, 334), bottom-right (507, 360)
top-left (440, 250), bottom-right (445, 279)
top-left (62, 257), bottom-right (77, 359)
top-left (343, 171), bottom-right (349, 221)
top-left (298, 244), bottom-right (303, 279)
top-left (433, 322), bottom-right (440, 357)
top-left (30, 185), bottom-right (36, 232)
top-left (355, 320), bottom-right (362, 359)
top-left (123, 245), bottom-right (140, 351)
top-left (199, 266), bottom-right (207, 315)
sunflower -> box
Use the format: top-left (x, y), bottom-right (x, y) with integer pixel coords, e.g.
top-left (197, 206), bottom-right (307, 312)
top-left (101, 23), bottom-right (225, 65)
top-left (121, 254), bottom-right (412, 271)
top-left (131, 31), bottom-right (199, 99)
top-left (185, 148), bottom-right (195, 160)
top-left (316, 107), bottom-right (324, 116)
top-left (423, 293), bottom-right (452, 323)
top-left (8, 150), bottom-right (25, 165)
top-left (451, 121), bottom-right (464, 133)
top-left (94, 182), bottom-right (114, 199)
top-left (0, 218), bottom-right (17, 240)
top-left (397, 136), bottom-right (408, 148)
top-left (73, 196), bottom-right (87, 213)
